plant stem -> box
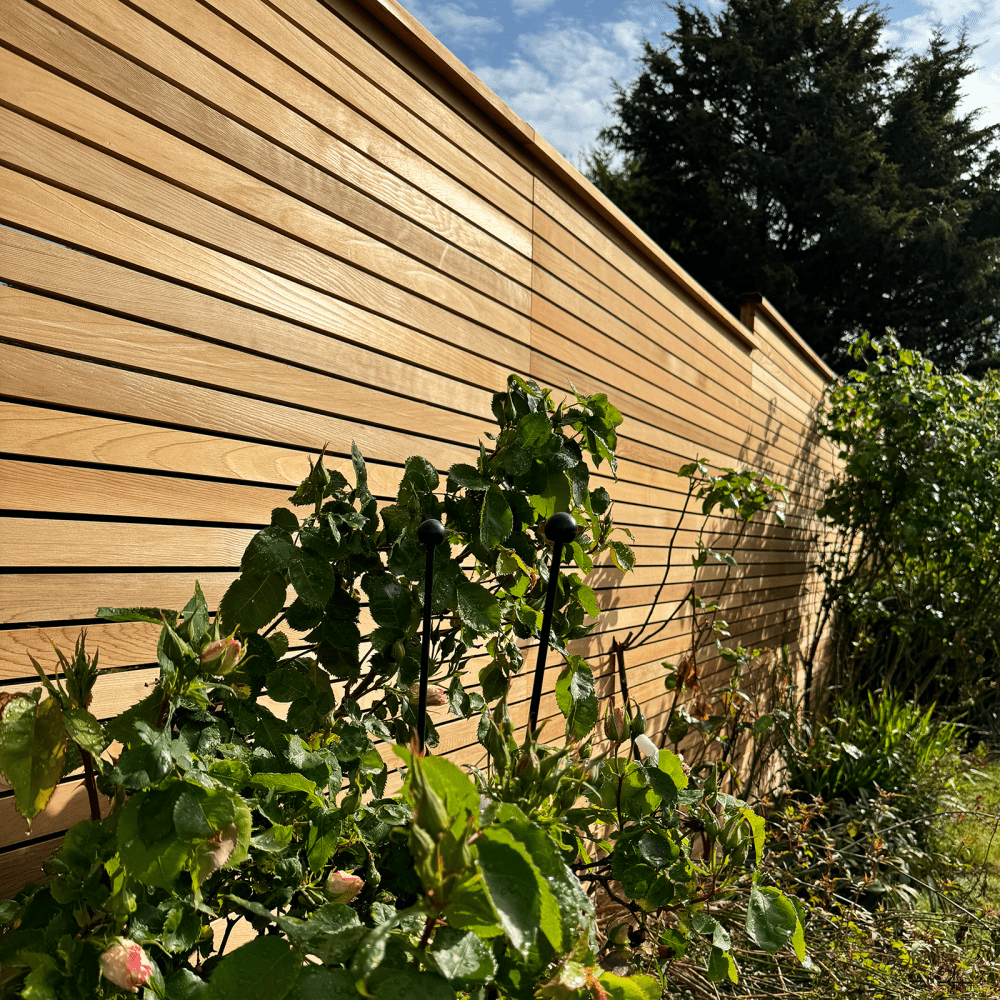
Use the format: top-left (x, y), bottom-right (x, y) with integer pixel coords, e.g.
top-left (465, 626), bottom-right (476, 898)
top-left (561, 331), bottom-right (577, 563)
top-left (80, 748), bottom-right (101, 821)
top-left (417, 913), bottom-right (436, 952)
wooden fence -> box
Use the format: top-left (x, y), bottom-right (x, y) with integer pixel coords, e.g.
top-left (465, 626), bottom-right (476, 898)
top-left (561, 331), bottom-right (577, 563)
top-left (0, 0), bottom-right (838, 896)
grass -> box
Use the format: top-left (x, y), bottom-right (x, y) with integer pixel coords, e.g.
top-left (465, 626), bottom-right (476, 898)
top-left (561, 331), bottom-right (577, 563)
top-left (936, 752), bottom-right (1000, 916)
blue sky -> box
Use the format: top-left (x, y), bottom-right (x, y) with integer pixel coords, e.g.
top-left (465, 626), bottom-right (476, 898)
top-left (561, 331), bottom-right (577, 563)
top-left (397, 0), bottom-right (1000, 165)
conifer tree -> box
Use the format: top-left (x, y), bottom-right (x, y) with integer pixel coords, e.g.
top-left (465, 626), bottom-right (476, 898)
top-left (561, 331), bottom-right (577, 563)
top-left (589, 0), bottom-right (1000, 370)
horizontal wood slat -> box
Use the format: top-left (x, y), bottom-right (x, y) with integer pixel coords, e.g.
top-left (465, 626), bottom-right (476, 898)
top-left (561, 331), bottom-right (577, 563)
top-left (0, 0), bottom-right (839, 895)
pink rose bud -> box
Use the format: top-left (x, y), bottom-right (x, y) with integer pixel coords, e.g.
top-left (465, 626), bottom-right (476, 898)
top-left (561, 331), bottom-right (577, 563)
top-left (201, 637), bottom-right (243, 675)
top-left (604, 705), bottom-right (626, 745)
top-left (408, 683), bottom-right (448, 707)
top-left (100, 939), bottom-right (153, 993)
top-left (324, 869), bottom-right (364, 903)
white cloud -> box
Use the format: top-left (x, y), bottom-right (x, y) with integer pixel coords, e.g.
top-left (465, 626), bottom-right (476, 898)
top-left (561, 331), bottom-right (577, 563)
top-left (511, 0), bottom-right (557, 17)
top-left (867, 0), bottom-right (1000, 129)
top-left (473, 18), bottom-right (648, 163)
top-left (401, 0), bottom-right (503, 40)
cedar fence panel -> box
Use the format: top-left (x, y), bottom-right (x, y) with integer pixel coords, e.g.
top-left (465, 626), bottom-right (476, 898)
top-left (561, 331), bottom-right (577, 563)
top-left (0, 0), bottom-right (838, 893)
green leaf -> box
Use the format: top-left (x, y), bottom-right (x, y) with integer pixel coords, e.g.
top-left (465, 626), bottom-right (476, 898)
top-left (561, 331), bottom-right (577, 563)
top-left (637, 830), bottom-right (680, 870)
top-left (518, 411), bottom-right (552, 449)
top-left (118, 795), bottom-right (192, 889)
top-left (373, 971), bottom-right (456, 1000)
top-left (284, 904), bottom-right (366, 965)
top-left (289, 554), bottom-right (337, 609)
top-left (164, 969), bottom-right (209, 999)
top-left (251, 824), bottom-right (294, 852)
top-left (657, 747), bottom-right (689, 791)
top-left (554, 660), bottom-right (599, 740)
top-left (447, 463), bottom-right (486, 490)
top-left (19, 954), bottom-right (61, 1000)
top-left (271, 507), bottom-right (299, 533)
top-left (241, 527), bottom-right (298, 575)
top-left (456, 580), bottom-right (501, 632)
top-left (266, 666), bottom-right (314, 702)
top-left (97, 606), bottom-right (175, 625)
top-left (707, 946), bottom-right (738, 983)
top-left (573, 582), bottom-right (599, 619)
top-left (480, 485), bottom-right (513, 550)
top-left (363, 574), bottom-right (412, 630)
top-left (0, 694), bottom-right (68, 824)
top-left (351, 442), bottom-right (371, 502)
top-left (173, 788), bottom-right (215, 841)
top-left (204, 937), bottom-right (301, 1000)
top-left (746, 884), bottom-right (800, 954)
top-left (530, 472), bottom-right (571, 519)
top-left (442, 878), bottom-right (504, 939)
top-left (398, 748), bottom-right (480, 834)
top-left (597, 973), bottom-right (662, 1000)
top-left (220, 572), bottom-right (286, 634)
top-left (402, 455), bottom-right (439, 493)
top-left (250, 772), bottom-right (323, 807)
top-left (62, 707), bottom-right (105, 757)
top-left (428, 928), bottom-right (496, 986)
top-left (589, 487), bottom-right (612, 514)
top-left (490, 803), bottom-right (595, 951)
top-left (162, 904), bottom-right (203, 954)
top-left (609, 540), bottom-right (634, 573)
top-left (477, 826), bottom-right (560, 957)
top-left (740, 806), bottom-right (766, 866)
top-left (104, 689), bottom-right (163, 748)
top-left (285, 967), bottom-right (356, 1000)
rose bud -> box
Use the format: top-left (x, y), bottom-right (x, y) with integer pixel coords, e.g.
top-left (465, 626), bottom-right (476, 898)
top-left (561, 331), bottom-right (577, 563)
top-left (604, 705), bottom-right (626, 745)
top-left (634, 734), bottom-right (659, 761)
top-left (407, 683), bottom-right (448, 707)
top-left (200, 636), bottom-right (244, 675)
top-left (324, 869), bottom-right (364, 903)
top-left (100, 939), bottom-right (153, 993)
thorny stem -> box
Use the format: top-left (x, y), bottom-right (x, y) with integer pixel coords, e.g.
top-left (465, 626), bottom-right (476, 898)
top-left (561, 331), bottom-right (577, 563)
top-left (417, 913), bottom-right (437, 952)
top-left (156, 688), bottom-right (170, 729)
top-left (80, 748), bottom-right (101, 821)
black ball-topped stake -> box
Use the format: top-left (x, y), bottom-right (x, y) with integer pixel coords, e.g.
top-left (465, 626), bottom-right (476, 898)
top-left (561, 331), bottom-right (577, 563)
top-left (416, 518), bottom-right (447, 752)
top-left (527, 512), bottom-right (578, 736)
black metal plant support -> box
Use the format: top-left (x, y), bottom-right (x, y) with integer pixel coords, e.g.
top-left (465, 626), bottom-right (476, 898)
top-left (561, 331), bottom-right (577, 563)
top-left (527, 512), bottom-right (578, 736)
top-left (416, 518), bottom-right (446, 752)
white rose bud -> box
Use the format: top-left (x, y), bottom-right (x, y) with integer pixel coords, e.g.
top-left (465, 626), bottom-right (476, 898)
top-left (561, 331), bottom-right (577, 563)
top-left (634, 734), bottom-right (659, 761)
top-left (100, 939), bottom-right (153, 993)
top-left (324, 869), bottom-right (364, 903)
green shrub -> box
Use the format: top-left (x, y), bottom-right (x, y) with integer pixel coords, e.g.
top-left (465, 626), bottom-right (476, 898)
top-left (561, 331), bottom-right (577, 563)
top-left (808, 334), bottom-right (1000, 724)
top-left (784, 691), bottom-right (959, 804)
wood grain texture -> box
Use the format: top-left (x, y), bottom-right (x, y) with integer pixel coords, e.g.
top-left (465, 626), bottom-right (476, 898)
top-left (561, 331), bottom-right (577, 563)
top-left (0, 518), bottom-right (255, 567)
top-left (0, 838), bottom-right (63, 898)
top-left (0, 573), bottom-right (241, 625)
top-left (1, 110), bottom-right (531, 346)
top-left (5, 0), bottom-right (532, 257)
top-left (0, 622), bottom-right (162, 681)
top-left (1, 286), bottom-right (490, 447)
top-left (0, 404), bottom-right (410, 496)
top-left (0, 344), bottom-right (478, 474)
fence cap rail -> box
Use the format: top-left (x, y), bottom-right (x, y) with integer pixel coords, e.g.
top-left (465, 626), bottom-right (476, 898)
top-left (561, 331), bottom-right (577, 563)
top-left (348, 0), bottom-right (761, 355)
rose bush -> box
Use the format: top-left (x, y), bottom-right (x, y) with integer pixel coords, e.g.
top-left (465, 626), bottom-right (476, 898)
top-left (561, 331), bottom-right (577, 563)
top-left (0, 376), bottom-right (806, 998)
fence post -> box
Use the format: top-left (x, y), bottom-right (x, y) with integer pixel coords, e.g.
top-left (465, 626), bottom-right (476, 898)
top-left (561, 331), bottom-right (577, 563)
top-left (416, 518), bottom-right (446, 751)
top-left (527, 512), bottom-right (578, 736)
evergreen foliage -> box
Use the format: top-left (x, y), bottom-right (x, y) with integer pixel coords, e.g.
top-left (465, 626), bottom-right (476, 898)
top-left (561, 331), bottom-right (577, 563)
top-left (588, 0), bottom-right (1000, 371)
